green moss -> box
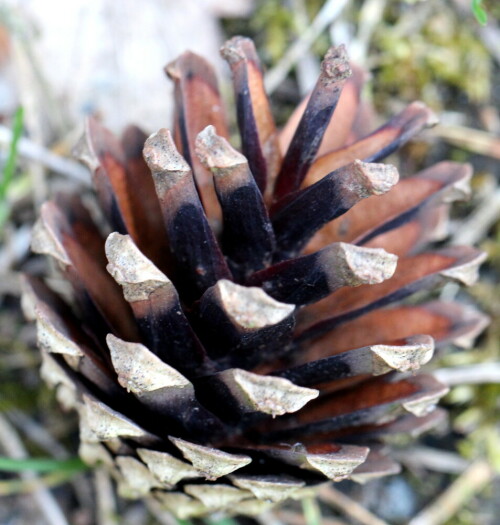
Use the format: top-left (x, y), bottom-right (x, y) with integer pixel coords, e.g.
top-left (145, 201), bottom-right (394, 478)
top-left (373, 3), bottom-right (491, 109)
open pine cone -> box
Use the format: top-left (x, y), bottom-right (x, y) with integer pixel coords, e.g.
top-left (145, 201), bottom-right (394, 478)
top-left (23, 37), bottom-right (489, 518)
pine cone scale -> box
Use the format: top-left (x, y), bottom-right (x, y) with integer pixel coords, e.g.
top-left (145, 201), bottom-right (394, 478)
top-left (304, 100), bottom-right (438, 186)
top-left (221, 36), bottom-right (282, 193)
top-left (24, 36), bottom-right (488, 518)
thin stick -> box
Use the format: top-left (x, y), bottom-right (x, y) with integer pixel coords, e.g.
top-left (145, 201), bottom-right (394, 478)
top-left (392, 446), bottom-right (469, 474)
top-left (302, 496), bottom-right (323, 525)
top-left (145, 498), bottom-right (182, 525)
top-left (11, 37), bottom-right (49, 208)
top-left (479, 25), bottom-right (500, 66)
top-left (7, 410), bottom-right (69, 459)
top-left (264, 0), bottom-right (349, 93)
top-left (276, 509), bottom-right (347, 525)
top-left (0, 125), bottom-right (90, 183)
top-left (94, 468), bottom-right (117, 525)
top-left (0, 414), bottom-right (69, 525)
top-left (0, 469), bottom-right (83, 496)
top-left (433, 124), bottom-right (500, 159)
top-left (12, 21), bottom-right (69, 136)
top-left (408, 460), bottom-right (494, 525)
top-left (350, 0), bottom-right (387, 65)
top-left (0, 224), bottom-right (32, 275)
top-left (434, 363), bottom-right (500, 386)
top-left (318, 485), bottom-right (389, 525)
top-left (451, 188), bottom-right (500, 246)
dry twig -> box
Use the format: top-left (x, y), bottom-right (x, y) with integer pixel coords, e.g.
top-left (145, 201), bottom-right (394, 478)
top-left (0, 225), bottom-right (32, 277)
top-left (408, 460), bottom-right (494, 525)
top-left (433, 124), bottom-right (500, 159)
top-left (479, 25), bottom-right (500, 67)
top-left (7, 410), bottom-right (69, 459)
top-left (392, 446), bottom-right (469, 474)
top-left (144, 498), bottom-right (181, 525)
top-left (0, 414), bottom-right (69, 525)
top-left (276, 508), bottom-right (348, 525)
top-left (349, 0), bottom-right (387, 65)
top-left (264, 0), bottom-right (349, 93)
top-left (318, 485), bottom-right (389, 525)
top-left (0, 125), bottom-right (89, 183)
top-left (94, 467), bottom-right (118, 525)
top-left (434, 363), bottom-right (500, 386)
top-left (451, 188), bottom-right (500, 246)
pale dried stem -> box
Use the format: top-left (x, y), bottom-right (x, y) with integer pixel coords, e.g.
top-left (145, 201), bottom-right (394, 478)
top-left (479, 25), bottom-right (500, 67)
top-left (12, 37), bottom-right (48, 208)
top-left (144, 498), bottom-right (181, 525)
top-left (0, 224), bottom-right (32, 276)
top-left (94, 468), bottom-right (117, 525)
top-left (318, 485), bottom-right (389, 525)
top-left (290, 0), bottom-right (321, 95)
top-left (433, 124), bottom-right (500, 159)
top-left (0, 414), bottom-right (69, 525)
top-left (264, 0), bottom-right (349, 93)
top-left (350, 0), bottom-right (387, 65)
top-left (276, 509), bottom-right (348, 525)
top-left (408, 460), bottom-right (494, 525)
top-left (11, 17), bottom-right (69, 136)
top-left (451, 188), bottom-right (500, 246)
top-left (0, 125), bottom-right (90, 183)
top-left (434, 363), bottom-right (500, 386)
top-left (392, 446), bottom-right (469, 474)
top-left (7, 410), bottom-right (69, 459)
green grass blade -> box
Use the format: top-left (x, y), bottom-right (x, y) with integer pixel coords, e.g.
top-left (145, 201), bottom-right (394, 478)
top-left (302, 496), bottom-right (323, 525)
top-left (0, 456), bottom-right (87, 473)
top-left (472, 0), bottom-right (488, 25)
top-left (0, 468), bottom-right (85, 496)
top-left (208, 519), bottom-right (239, 525)
top-left (0, 106), bottom-right (24, 198)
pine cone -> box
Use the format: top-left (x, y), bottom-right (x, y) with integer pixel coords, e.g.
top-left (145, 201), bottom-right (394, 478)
top-left (23, 37), bottom-right (488, 518)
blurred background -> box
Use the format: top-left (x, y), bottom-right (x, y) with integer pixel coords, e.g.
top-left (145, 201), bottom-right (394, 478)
top-left (0, 0), bottom-right (499, 524)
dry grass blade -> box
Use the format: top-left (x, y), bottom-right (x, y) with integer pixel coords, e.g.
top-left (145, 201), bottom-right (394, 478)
top-left (264, 0), bottom-right (350, 93)
top-left (408, 460), bottom-right (494, 525)
top-left (434, 124), bottom-right (500, 159)
top-left (318, 484), bottom-right (389, 525)
top-left (434, 363), bottom-right (500, 386)
top-left (0, 414), bottom-right (69, 525)
top-left (276, 509), bottom-right (348, 525)
top-left (0, 125), bottom-right (89, 183)
top-left (392, 446), bottom-right (469, 474)
top-left (451, 188), bottom-right (500, 246)
top-left (94, 468), bottom-right (117, 525)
